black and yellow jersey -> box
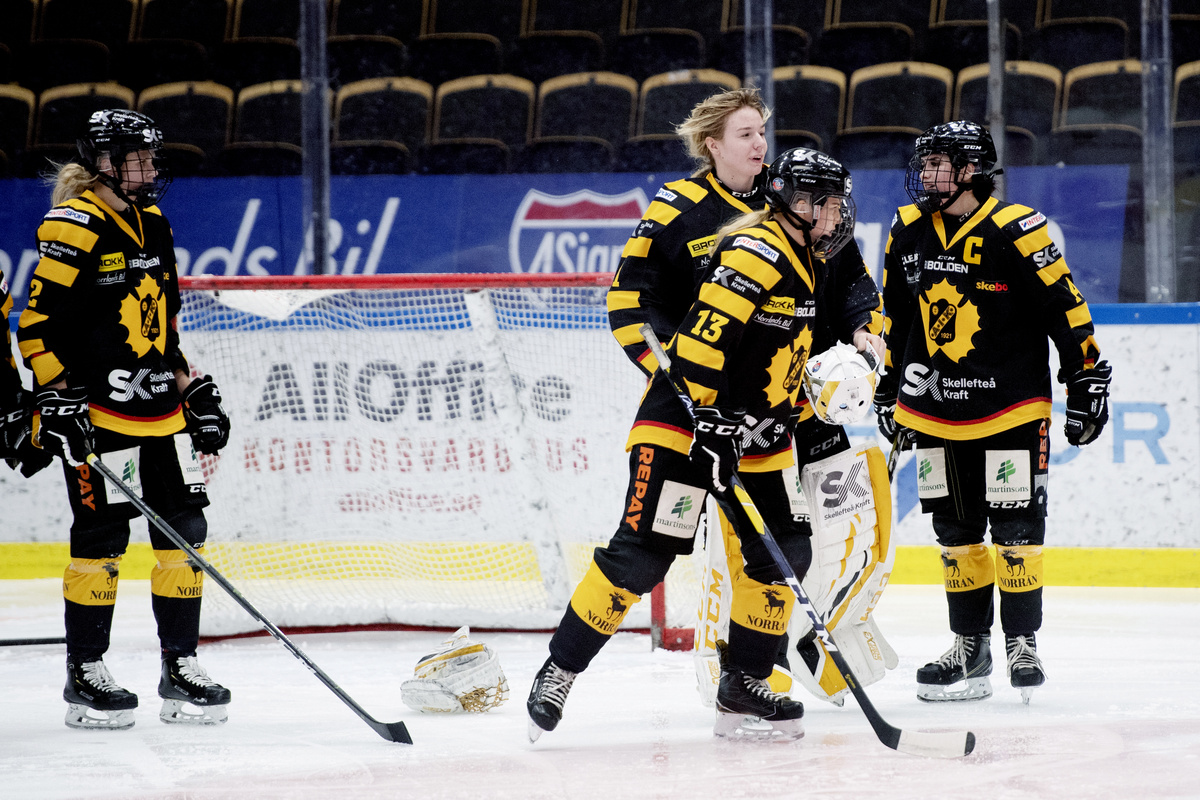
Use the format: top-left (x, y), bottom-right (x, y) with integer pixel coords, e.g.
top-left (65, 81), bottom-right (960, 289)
top-left (879, 197), bottom-right (1101, 440)
top-left (1, 269), bottom-right (22, 403)
top-left (17, 189), bottom-right (188, 437)
top-left (629, 219), bottom-right (818, 473)
top-left (608, 171), bottom-right (763, 376)
top-left (608, 168), bottom-right (882, 382)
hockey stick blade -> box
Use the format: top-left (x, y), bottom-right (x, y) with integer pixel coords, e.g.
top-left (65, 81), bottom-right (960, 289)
top-left (86, 453), bottom-right (413, 745)
top-left (638, 324), bottom-right (975, 758)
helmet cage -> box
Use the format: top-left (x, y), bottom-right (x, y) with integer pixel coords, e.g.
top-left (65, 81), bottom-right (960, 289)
top-left (77, 110), bottom-right (173, 208)
top-left (904, 120), bottom-right (997, 213)
top-left (766, 148), bottom-right (857, 258)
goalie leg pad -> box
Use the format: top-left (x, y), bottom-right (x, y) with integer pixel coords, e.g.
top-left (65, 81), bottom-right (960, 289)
top-left (400, 627), bottom-right (509, 713)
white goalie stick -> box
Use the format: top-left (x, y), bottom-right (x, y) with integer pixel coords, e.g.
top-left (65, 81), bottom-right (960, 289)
top-left (85, 453), bottom-right (413, 745)
top-left (638, 325), bottom-right (975, 758)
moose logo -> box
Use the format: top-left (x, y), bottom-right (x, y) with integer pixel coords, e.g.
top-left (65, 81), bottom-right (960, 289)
top-left (941, 553), bottom-right (960, 577)
top-left (763, 588), bottom-right (787, 618)
top-left (1000, 550), bottom-right (1026, 575)
top-left (607, 591), bottom-right (629, 619)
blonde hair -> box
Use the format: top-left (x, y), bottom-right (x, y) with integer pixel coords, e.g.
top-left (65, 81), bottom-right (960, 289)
top-left (712, 207), bottom-right (773, 251)
top-left (675, 87), bottom-right (771, 174)
top-left (45, 162), bottom-right (99, 207)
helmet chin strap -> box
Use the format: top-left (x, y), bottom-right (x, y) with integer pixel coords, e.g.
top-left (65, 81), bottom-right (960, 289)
top-left (777, 204), bottom-right (816, 249)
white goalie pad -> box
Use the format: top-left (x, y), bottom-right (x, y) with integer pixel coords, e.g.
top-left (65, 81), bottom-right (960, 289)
top-left (399, 626), bottom-right (510, 713)
top-left (790, 444), bottom-right (898, 705)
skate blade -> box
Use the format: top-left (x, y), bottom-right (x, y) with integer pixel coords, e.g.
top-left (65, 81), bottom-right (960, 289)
top-left (917, 676), bottom-right (993, 703)
top-left (1019, 686), bottom-right (1036, 705)
top-left (713, 712), bottom-right (804, 742)
top-left (65, 703), bottom-right (135, 730)
top-left (160, 698), bottom-right (229, 725)
top-left (527, 717), bottom-right (546, 743)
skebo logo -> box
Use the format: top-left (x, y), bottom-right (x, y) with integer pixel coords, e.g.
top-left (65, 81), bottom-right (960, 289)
top-left (509, 189), bottom-right (648, 273)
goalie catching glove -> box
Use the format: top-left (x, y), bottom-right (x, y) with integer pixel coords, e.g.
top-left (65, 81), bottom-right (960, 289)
top-left (400, 627), bottom-right (509, 713)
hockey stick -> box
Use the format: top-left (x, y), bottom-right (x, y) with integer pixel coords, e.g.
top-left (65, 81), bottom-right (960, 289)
top-left (0, 637), bottom-right (66, 646)
top-left (638, 325), bottom-right (974, 758)
top-left (85, 453), bottom-right (413, 745)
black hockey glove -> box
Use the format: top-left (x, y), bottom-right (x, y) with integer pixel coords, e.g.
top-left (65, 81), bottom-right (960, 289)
top-left (35, 387), bottom-right (94, 467)
top-left (181, 375), bottom-right (231, 455)
top-left (690, 406), bottom-right (746, 494)
top-left (873, 393), bottom-right (915, 452)
top-left (1063, 360), bottom-right (1112, 446)
top-left (1, 390), bottom-right (54, 477)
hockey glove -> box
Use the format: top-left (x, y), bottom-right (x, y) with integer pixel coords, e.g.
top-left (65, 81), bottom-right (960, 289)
top-left (690, 406), bottom-right (746, 494)
top-left (1, 390), bottom-right (54, 477)
top-left (872, 394), bottom-right (915, 452)
top-left (181, 375), bottom-right (231, 455)
top-left (1063, 360), bottom-right (1112, 446)
top-left (35, 387), bottom-right (94, 467)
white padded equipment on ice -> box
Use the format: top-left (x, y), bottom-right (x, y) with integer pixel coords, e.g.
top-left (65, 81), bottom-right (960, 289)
top-left (801, 342), bottom-right (879, 425)
top-left (400, 626), bottom-right (510, 713)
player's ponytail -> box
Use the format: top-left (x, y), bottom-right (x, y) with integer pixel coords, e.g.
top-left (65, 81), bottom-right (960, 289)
top-left (45, 162), bottom-right (99, 207)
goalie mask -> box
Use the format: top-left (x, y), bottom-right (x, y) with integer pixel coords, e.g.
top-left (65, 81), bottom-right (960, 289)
top-left (76, 109), bottom-right (173, 208)
top-left (765, 148), bottom-right (856, 258)
top-left (802, 342), bottom-right (880, 425)
top-left (399, 627), bottom-right (509, 713)
top-left (904, 120), bottom-right (999, 214)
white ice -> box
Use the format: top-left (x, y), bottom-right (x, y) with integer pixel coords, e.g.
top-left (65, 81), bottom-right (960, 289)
top-left (3, 580), bottom-right (1199, 799)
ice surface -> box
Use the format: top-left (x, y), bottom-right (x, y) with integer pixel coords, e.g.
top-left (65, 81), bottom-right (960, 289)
top-left (3, 580), bottom-right (1199, 799)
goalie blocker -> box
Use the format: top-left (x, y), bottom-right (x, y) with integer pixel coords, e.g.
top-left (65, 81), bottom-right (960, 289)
top-left (694, 442), bottom-right (897, 707)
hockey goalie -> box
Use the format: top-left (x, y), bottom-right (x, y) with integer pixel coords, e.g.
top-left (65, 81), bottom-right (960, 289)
top-left (693, 344), bottom-right (898, 731)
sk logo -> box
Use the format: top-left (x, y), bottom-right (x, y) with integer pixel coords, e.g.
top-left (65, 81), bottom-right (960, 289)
top-left (672, 496), bottom-right (693, 518)
top-left (996, 459), bottom-right (1016, 484)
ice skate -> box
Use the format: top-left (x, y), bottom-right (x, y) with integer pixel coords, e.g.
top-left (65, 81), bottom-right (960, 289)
top-left (714, 668), bottom-right (804, 742)
top-left (526, 657), bottom-right (576, 742)
top-left (1005, 633), bottom-right (1046, 705)
top-left (159, 653), bottom-right (231, 725)
top-left (916, 633), bottom-right (993, 702)
top-left (64, 659), bottom-right (138, 730)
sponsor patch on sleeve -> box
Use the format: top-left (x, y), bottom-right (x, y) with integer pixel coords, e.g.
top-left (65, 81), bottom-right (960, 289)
top-left (731, 235), bottom-right (780, 263)
top-left (1018, 211), bottom-right (1046, 231)
top-left (655, 187), bottom-right (678, 202)
top-left (45, 207), bottom-right (91, 225)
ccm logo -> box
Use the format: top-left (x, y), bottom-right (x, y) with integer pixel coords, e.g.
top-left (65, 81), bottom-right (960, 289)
top-left (42, 404), bottom-right (88, 415)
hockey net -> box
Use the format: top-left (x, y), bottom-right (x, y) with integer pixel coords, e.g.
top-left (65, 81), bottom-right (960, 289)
top-left (179, 273), bottom-right (701, 644)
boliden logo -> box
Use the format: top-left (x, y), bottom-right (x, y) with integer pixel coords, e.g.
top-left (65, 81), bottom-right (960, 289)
top-left (509, 189), bottom-right (648, 273)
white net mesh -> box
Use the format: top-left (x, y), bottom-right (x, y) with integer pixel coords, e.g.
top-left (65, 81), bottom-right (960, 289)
top-left (179, 277), bottom-right (703, 635)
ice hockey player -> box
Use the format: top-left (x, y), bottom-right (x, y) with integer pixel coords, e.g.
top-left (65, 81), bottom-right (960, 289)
top-left (17, 109), bottom-right (233, 729)
top-left (875, 120), bottom-right (1112, 704)
top-left (528, 148), bottom-right (858, 742)
top-left (605, 87), bottom-right (888, 710)
top-left (400, 627), bottom-right (509, 713)
top-left (0, 268), bottom-right (53, 478)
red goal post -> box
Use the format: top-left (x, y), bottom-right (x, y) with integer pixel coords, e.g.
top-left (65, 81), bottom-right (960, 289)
top-left (178, 272), bottom-right (699, 648)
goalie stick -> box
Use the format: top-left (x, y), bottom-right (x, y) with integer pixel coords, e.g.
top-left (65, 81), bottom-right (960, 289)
top-left (638, 324), bottom-right (974, 759)
top-left (85, 453), bottom-right (413, 745)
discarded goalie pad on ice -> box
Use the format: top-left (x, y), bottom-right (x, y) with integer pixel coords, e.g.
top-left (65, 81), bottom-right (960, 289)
top-left (400, 627), bottom-right (510, 713)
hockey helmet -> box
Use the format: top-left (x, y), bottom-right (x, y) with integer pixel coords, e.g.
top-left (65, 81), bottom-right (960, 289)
top-left (76, 109), bottom-right (172, 207)
top-left (802, 342), bottom-right (880, 425)
top-left (904, 120), bottom-right (998, 213)
top-left (765, 148), bottom-right (856, 258)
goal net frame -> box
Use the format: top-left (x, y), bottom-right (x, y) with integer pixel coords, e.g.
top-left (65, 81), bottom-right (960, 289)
top-left (178, 273), bottom-right (698, 649)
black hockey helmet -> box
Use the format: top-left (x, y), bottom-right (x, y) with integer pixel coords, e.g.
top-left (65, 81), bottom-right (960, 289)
top-left (76, 109), bottom-right (172, 208)
top-left (904, 120), bottom-right (1000, 213)
top-left (765, 147), bottom-right (856, 258)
